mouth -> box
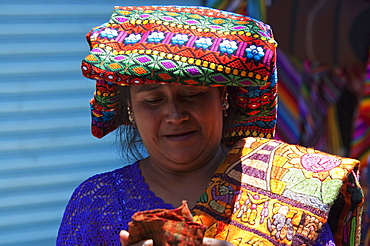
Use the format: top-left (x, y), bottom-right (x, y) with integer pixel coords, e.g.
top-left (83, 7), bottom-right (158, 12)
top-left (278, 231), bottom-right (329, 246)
top-left (163, 131), bottom-right (197, 141)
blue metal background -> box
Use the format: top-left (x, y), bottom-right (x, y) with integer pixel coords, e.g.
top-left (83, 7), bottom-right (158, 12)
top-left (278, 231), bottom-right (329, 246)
top-left (0, 1), bottom-right (203, 245)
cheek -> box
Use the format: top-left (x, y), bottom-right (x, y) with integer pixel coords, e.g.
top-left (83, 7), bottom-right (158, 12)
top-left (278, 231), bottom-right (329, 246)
top-left (196, 104), bottom-right (223, 132)
top-left (134, 110), bottom-right (161, 138)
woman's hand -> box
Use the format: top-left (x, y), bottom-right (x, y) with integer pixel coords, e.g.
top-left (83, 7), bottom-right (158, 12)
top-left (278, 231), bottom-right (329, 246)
top-left (202, 237), bottom-right (234, 246)
top-left (120, 230), bottom-right (234, 246)
top-left (120, 231), bottom-right (153, 246)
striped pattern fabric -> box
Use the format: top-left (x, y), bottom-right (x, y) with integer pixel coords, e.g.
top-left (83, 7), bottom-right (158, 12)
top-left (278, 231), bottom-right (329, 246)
top-left (350, 52), bottom-right (370, 168)
top-left (274, 50), bottom-right (346, 153)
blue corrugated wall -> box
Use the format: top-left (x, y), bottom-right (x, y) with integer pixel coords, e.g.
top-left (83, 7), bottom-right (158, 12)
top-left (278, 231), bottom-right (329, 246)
top-left (0, 1), bottom-right (203, 245)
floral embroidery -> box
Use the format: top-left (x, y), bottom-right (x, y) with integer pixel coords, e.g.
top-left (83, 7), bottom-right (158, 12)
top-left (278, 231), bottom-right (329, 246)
top-left (191, 138), bottom-right (362, 245)
top-left (246, 45), bottom-right (265, 61)
top-left (100, 28), bottom-right (119, 39)
top-left (301, 153), bottom-right (341, 173)
top-left (195, 37), bottom-right (213, 49)
top-left (219, 40), bottom-right (238, 54)
top-left (280, 145), bottom-right (349, 183)
top-left (171, 34), bottom-right (189, 45)
top-left (125, 34), bottom-right (142, 44)
top-left (147, 31), bottom-right (165, 43)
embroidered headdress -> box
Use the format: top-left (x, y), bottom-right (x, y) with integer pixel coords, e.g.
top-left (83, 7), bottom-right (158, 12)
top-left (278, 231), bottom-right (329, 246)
top-left (81, 5), bottom-right (278, 146)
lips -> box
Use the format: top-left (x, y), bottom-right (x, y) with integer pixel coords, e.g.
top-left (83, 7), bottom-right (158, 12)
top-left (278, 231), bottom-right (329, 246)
top-left (163, 130), bottom-right (197, 141)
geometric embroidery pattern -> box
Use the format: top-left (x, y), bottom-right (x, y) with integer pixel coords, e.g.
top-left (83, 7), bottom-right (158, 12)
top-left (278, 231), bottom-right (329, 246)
top-left (82, 6), bottom-right (278, 144)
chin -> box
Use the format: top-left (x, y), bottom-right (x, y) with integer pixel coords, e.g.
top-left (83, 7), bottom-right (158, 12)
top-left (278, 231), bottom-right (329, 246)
top-left (167, 154), bottom-right (198, 165)
top-left (165, 151), bottom-right (204, 166)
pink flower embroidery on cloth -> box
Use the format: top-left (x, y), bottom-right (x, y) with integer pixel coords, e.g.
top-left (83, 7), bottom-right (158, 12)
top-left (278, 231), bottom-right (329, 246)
top-left (301, 154), bottom-right (341, 173)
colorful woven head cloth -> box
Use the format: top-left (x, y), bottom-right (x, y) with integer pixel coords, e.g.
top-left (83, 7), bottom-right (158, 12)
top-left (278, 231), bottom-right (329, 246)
top-left (81, 5), bottom-right (278, 146)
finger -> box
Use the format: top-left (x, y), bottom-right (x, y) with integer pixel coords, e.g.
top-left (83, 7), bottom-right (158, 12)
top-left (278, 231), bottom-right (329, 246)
top-left (119, 231), bottom-right (153, 246)
top-left (203, 237), bottom-right (234, 246)
top-left (119, 230), bottom-right (129, 246)
top-left (141, 239), bottom-right (153, 246)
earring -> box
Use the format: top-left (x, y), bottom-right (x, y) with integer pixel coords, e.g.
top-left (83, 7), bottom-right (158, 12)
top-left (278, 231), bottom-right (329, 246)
top-left (127, 106), bottom-right (136, 128)
top-left (222, 93), bottom-right (229, 117)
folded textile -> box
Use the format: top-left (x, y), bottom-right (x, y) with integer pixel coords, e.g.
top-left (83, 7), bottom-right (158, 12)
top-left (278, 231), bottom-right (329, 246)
top-left (128, 201), bottom-right (206, 246)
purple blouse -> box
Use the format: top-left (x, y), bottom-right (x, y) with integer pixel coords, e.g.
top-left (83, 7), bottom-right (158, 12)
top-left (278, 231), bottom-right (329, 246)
top-left (56, 162), bottom-right (335, 245)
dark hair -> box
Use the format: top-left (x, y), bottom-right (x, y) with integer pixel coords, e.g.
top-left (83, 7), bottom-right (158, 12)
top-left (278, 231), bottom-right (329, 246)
top-left (115, 85), bottom-right (238, 162)
top-left (115, 86), bottom-right (146, 162)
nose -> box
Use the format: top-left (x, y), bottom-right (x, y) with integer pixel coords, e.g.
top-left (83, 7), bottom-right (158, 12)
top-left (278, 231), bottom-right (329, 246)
top-left (164, 100), bottom-right (189, 125)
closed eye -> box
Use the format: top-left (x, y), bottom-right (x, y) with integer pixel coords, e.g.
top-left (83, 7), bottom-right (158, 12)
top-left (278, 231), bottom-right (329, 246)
top-left (183, 93), bottom-right (202, 100)
top-left (145, 98), bottom-right (164, 105)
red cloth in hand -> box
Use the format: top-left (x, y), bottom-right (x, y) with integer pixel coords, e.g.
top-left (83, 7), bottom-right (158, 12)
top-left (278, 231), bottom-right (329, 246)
top-left (128, 201), bottom-right (206, 246)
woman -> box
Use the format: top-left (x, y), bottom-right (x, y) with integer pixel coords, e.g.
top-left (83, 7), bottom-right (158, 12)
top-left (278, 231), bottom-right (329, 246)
top-left (57, 5), bottom-right (363, 246)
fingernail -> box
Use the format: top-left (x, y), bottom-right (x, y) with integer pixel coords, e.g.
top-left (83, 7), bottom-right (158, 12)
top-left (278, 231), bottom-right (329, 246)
top-left (203, 238), bottom-right (212, 246)
top-left (142, 239), bottom-right (153, 246)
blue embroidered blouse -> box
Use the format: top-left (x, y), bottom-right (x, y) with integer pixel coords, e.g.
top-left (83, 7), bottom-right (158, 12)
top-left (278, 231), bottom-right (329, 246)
top-left (56, 162), bottom-right (334, 245)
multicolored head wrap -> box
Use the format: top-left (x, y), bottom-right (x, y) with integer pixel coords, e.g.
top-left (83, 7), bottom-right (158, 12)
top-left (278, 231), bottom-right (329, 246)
top-left (81, 5), bottom-right (278, 147)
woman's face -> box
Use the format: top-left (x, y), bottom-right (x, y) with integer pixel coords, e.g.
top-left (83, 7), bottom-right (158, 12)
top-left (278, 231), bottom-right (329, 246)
top-left (129, 84), bottom-right (225, 171)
